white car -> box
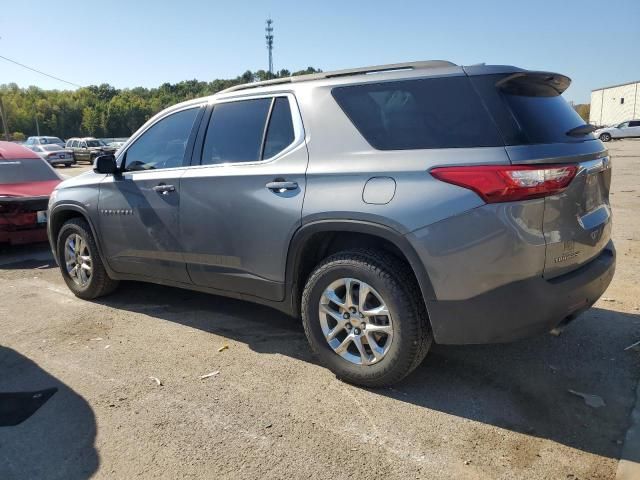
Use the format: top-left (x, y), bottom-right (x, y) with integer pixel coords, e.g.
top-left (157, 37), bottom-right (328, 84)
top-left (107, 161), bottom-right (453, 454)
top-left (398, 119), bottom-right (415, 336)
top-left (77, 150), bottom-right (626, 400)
top-left (594, 120), bottom-right (640, 142)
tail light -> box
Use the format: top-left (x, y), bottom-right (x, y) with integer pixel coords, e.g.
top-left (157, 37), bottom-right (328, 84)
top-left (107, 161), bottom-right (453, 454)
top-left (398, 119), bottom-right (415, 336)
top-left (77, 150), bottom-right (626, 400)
top-left (430, 164), bottom-right (578, 203)
top-left (47, 153), bottom-right (58, 158)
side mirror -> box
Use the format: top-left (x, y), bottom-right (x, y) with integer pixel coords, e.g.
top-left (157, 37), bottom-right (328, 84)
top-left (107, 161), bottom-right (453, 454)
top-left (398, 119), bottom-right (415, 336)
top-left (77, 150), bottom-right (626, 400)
top-left (93, 154), bottom-right (118, 174)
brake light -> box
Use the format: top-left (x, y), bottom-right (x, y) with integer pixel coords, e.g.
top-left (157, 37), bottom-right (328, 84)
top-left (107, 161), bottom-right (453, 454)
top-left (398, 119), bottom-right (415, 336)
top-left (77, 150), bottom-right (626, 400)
top-left (47, 153), bottom-right (58, 158)
top-left (430, 164), bottom-right (578, 203)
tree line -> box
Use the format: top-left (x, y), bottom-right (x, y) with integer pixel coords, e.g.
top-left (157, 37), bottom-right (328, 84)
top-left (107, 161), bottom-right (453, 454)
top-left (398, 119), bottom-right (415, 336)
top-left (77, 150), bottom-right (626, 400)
top-left (0, 67), bottom-right (321, 141)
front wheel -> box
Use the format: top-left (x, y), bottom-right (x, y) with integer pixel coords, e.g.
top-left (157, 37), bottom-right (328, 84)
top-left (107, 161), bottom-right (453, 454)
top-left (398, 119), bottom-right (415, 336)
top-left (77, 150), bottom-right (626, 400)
top-left (57, 218), bottom-right (119, 299)
top-left (600, 133), bottom-right (612, 142)
top-left (301, 249), bottom-right (432, 387)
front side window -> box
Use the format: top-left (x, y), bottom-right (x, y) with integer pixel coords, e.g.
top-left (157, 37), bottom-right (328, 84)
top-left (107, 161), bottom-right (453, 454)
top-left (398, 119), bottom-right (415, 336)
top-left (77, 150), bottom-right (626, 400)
top-left (124, 108), bottom-right (199, 171)
top-left (71, 140), bottom-right (79, 148)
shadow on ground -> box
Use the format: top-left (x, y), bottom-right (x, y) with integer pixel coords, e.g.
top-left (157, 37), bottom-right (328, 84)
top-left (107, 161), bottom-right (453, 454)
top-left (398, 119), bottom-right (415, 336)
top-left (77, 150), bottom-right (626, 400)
top-left (94, 279), bottom-right (640, 464)
top-left (0, 347), bottom-right (98, 480)
top-left (2, 244), bottom-right (639, 466)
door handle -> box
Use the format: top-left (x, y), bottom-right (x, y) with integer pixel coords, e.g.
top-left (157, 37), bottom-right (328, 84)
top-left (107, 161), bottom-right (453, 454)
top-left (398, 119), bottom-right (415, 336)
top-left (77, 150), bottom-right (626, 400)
top-left (152, 184), bottom-right (176, 195)
top-left (266, 180), bottom-right (298, 192)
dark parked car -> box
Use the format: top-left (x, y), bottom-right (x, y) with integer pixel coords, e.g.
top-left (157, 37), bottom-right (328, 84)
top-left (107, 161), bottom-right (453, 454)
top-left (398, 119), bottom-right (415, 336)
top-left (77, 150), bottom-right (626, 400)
top-left (48, 61), bottom-right (614, 386)
top-left (65, 137), bottom-right (116, 163)
top-left (0, 142), bottom-right (61, 245)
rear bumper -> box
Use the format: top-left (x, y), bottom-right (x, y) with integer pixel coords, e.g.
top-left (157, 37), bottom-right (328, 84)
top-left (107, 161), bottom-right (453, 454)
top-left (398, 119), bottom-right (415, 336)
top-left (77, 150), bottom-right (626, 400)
top-left (427, 241), bottom-right (615, 344)
top-left (0, 226), bottom-right (48, 245)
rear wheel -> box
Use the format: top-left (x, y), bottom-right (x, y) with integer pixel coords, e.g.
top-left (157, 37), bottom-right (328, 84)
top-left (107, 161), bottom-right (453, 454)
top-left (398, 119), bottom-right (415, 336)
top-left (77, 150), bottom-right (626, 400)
top-left (57, 218), bottom-right (119, 299)
top-left (301, 249), bottom-right (432, 387)
top-left (599, 132), bottom-right (612, 142)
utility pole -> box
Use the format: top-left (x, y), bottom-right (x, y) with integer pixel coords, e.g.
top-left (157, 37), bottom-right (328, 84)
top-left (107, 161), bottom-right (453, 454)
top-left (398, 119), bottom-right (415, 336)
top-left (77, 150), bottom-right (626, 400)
top-left (0, 96), bottom-right (9, 140)
top-left (265, 18), bottom-right (274, 77)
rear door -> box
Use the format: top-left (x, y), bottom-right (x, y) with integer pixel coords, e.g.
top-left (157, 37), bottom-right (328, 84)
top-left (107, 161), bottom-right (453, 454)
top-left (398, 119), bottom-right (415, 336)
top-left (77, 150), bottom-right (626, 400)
top-left (470, 71), bottom-right (612, 278)
top-left (179, 94), bottom-right (308, 301)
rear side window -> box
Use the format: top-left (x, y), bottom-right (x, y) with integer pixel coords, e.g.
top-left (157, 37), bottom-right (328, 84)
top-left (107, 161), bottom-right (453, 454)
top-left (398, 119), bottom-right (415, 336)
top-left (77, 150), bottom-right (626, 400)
top-left (0, 159), bottom-right (59, 184)
top-left (470, 74), bottom-right (591, 145)
top-left (263, 97), bottom-right (295, 159)
top-left (629, 120), bottom-right (640, 127)
top-left (201, 96), bottom-right (296, 164)
top-left (202, 99), bottom-right (271, 164)
top-left (332, 76), bottom-right (503, 150)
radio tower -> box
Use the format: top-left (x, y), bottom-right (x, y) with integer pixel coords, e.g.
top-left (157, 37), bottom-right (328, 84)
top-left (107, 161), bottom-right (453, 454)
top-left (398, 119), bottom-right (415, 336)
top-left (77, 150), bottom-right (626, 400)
top-left (265, 18), bottom-right (274, 76)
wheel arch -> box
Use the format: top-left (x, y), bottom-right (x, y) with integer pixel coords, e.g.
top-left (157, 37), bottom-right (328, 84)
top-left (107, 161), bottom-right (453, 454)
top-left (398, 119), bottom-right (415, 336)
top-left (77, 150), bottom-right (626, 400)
top-left (285, 220), bottom-right (436, 317)
top-left (49, 204), bottom-right (109, 273)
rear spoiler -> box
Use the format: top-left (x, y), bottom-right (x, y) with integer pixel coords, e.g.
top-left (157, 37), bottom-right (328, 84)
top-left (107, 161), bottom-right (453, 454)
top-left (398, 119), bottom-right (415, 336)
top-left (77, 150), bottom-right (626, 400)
top-left (495, 71), bottom-right (571, 97)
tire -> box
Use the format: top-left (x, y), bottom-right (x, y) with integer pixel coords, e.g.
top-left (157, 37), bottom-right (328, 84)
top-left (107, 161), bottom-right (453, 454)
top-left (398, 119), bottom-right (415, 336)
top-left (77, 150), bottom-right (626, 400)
top-left (65, 163), bottom-right (72, 168)
top-left (57, 218), bottom-right (119, 299)
top-left (301, 249), bottom-right (432, 387)
top-left (600, 133), bottom-right (612, 142)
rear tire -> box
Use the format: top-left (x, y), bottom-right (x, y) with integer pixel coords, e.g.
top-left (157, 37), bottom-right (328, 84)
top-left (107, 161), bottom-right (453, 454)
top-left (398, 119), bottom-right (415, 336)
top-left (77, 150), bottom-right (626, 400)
top-left (301, 249), bottom-right (432, 387)
top-left (600, 133), bottom-right (612, 142)
top-left (57, 218), bottom-right (119, 299)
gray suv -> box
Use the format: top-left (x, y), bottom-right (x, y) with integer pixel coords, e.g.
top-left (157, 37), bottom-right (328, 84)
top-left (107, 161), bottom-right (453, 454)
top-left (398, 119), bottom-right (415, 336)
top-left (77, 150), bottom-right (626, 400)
top-left (47, 61), bottom-right (615, 387)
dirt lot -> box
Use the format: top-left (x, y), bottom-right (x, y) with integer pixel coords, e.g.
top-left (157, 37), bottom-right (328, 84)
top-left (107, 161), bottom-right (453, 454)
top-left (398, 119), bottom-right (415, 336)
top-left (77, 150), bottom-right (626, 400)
top-left (1, 142), bottom-right (639, 479)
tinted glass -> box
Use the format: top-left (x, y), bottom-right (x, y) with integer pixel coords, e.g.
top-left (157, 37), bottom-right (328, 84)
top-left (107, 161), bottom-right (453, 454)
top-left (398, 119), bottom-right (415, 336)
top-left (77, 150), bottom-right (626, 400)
top-left (470, 74), bottom-right (591, 144)
top-left (86, 140), bottom-right (102, 147)
top-left (263, 97), bottom-right (295, 159)
top-left (125, 108), bottom-right (199, 171)
top-left (202, 99), bottom-right (271, 164)
top-left (630, 121), bottom-right (640, 127)
top-left (0, 159), bottom-right (59, 184)
top-left (332, 76), bottom-right (503, 150)
top-left (43, 137), bottom-right (63, 144)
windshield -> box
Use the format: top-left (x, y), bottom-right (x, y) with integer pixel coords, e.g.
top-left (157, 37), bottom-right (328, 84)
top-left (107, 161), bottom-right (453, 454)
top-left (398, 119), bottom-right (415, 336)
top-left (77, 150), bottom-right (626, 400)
top-left (617, 122), bottom-right (629, 128)
top-left (42, 137), bottom-right (64, 144)
top-left (0, 159), bottom-right (59, 184)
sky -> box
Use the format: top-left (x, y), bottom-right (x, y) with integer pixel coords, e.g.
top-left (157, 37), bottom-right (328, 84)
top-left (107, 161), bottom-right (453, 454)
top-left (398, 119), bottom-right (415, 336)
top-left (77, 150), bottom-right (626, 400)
top-left (1, 0), bottom-right (639, 104)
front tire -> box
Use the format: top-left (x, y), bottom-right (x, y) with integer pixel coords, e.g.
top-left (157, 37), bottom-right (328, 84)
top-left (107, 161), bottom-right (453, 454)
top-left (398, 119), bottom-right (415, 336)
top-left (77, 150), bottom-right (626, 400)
top-left (57, 218), bottom-right (119, 299)
top-left (600, 133), bottom-right (612, 142)
top-left (301, 249), bottom-right (432, 387)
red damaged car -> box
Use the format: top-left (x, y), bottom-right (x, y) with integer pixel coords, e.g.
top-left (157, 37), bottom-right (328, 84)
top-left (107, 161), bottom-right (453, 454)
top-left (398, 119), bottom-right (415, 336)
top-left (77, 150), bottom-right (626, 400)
top-left (0, 141), bottom-right (61, 245)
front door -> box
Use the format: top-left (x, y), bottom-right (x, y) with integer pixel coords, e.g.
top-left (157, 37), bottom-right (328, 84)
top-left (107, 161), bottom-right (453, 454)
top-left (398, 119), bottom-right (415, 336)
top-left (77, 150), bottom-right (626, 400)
top-left (180, 95), bottom-right (308, 301)
top-left (98, 105), bottom-right (204, 282)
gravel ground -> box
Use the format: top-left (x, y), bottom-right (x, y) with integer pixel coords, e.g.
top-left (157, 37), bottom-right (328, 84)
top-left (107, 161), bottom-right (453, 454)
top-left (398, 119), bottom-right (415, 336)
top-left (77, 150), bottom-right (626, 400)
top-left (1, 141), bottom-right (639, 479)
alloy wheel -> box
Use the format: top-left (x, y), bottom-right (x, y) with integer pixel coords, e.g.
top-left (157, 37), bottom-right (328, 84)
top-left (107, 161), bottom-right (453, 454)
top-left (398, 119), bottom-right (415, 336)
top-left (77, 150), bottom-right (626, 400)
top-left (64, 233), bottom-right (93, 287)
top-left (318, 278), bottom-right (393, 365)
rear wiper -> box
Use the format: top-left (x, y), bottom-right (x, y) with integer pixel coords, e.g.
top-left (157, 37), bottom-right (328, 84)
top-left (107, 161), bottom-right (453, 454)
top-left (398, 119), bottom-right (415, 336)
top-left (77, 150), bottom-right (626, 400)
top-left (566, 124), bottom-right (596, 137)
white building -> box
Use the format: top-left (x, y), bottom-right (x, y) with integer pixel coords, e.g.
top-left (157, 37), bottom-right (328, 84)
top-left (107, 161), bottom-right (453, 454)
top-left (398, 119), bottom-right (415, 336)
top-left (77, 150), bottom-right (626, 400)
top-left (590, 80), bottom-right (640, 126)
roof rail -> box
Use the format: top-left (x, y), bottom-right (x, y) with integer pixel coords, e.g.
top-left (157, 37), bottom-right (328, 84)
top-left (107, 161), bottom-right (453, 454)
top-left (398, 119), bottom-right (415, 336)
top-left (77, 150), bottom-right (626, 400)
top-left (220, 60), bottom-right (457, 94)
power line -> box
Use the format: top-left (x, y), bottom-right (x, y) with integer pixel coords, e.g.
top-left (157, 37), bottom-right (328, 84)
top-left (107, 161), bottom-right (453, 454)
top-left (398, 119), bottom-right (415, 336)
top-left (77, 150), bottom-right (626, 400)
top-left (0, 53), bottom-right (83, 88)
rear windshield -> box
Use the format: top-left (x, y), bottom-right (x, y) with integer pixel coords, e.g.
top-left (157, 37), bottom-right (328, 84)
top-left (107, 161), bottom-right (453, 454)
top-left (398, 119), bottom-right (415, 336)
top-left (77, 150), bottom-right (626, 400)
top-left (86, 140), bottom-right (103, 147)
top-left (332, 76), bottom-right (503, 150)
top-left (0, 159), bottom-right (59, 184)
top-left (470, 74), bottom-right (592, 145)
top-left (42, 137), bottom-right (63, 144)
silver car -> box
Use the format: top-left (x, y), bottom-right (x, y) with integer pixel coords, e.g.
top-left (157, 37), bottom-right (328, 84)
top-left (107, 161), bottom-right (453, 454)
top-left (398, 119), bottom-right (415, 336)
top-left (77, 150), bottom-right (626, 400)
top-left (28, 145), bottom-right (75, 167)
top-left (594, 120), bottom-right (640, 142)
top-left (47, 61), bottom-right (615, 387)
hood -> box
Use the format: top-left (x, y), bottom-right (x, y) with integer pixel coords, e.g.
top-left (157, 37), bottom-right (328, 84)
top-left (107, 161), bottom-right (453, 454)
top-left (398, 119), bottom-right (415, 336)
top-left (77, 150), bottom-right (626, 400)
top-left (0, 180), bottom-right (60, 198)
